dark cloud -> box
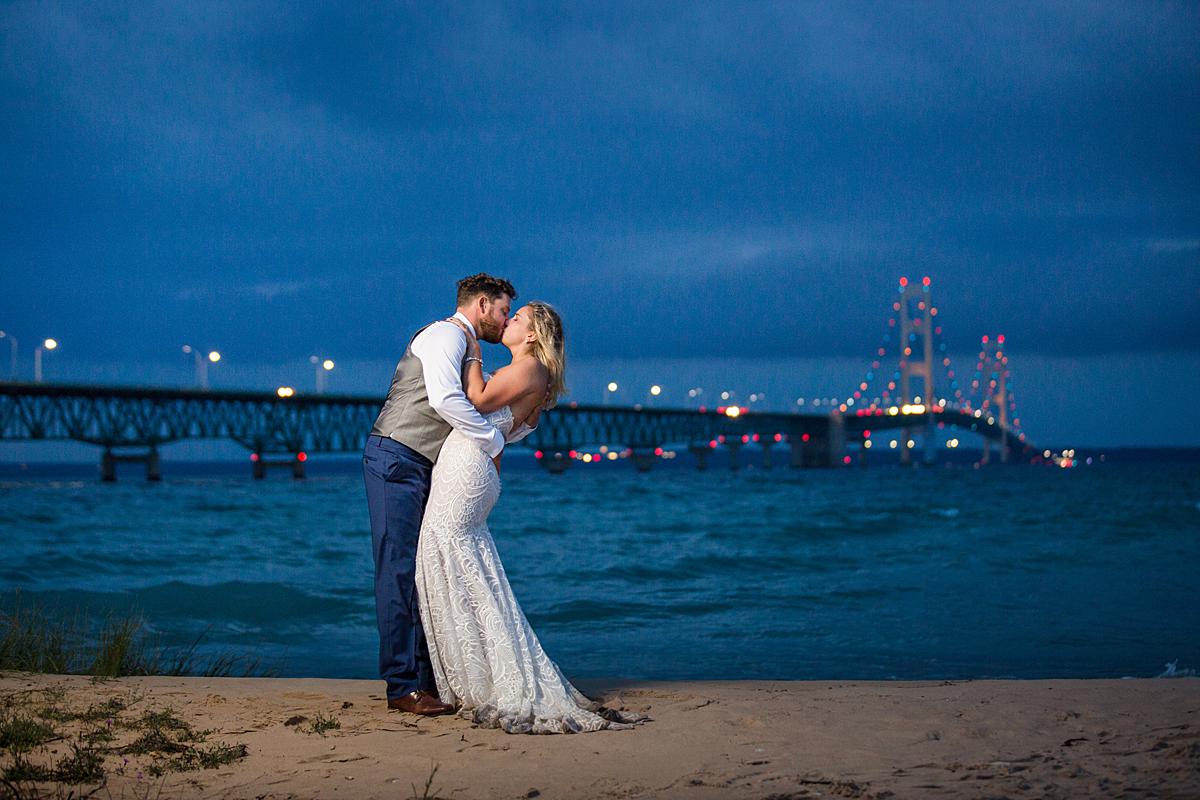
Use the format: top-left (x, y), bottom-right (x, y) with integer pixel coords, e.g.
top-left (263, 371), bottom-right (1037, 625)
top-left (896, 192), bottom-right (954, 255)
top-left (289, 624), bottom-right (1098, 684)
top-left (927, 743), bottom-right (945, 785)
top-left (1, 1), bottom-right (1197, 366)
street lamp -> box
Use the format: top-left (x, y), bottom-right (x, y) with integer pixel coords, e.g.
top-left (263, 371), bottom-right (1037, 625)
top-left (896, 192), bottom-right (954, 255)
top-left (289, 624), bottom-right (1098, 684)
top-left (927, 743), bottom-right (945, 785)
top-left (33, 338), bottom-right (57, 383)
top-left (605, 381), bottom-right (618, 405)
top-left (0, 331), bottom-right (16, 379)
top-left (687, 387), bottom-right (703, 408)
top-left (648, 384), bottom-right (662, 406)
top-left (310, 356), bottom-right (335, 394)
top-left (183, 345), bottom-right (222, 389)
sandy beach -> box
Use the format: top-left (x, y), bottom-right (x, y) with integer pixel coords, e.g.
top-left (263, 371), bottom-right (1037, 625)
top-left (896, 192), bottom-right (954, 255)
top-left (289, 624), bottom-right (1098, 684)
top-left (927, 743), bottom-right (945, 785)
top-left (1, 673), bottom-right (1197, 799)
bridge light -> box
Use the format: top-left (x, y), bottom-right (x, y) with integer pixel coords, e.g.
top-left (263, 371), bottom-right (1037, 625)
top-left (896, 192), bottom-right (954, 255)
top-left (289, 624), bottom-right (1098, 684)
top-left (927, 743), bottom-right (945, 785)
top-left (276, 386), bottom-right (295, 398)
top-left (654, 447), bottom-right (664, 456)
top-left (906, 439), bottom-right (915, 448)
top-left (43, 338), bottom-right (58, 351)
top-left (843, 455), bottom-right (852, 464)
top-left (774, 433), bottom-right (783, 442)
top-left (724, 406), bottom-right (741, 418)
top-left (208, 351), bottom-right (221, 363)
top-left (582, 453), bottom-right (593, 462)
top-left (649, 384), bottom-right (662, 396)
top-left (801, 433), bottom-right (811, 442)
top-left (899, 276), bottom-right (908, 287)
top-left (607, 451), bottom-right (618, 460)
top-left (863, 440), bottom-right (872, 448)
top-left (889, 440), bottom-right (898, 448)
top-left (720, 391), bottom-right (730, 400)
top-left (863, 429), bottom-right (871, 438)
top-left (922, 276), bottom-right (931, 286)
top-left (322, 359), bottom-right (335, 371)
top-left (297, 452), bottom-right (307, 462)
top-left (534, 450), bottom-right (544, 459)
top-left (569, 450), bottom-right (578, 459)
top-left (250, 453), bottom-right (260, 462)
top-left (998, 334), bottom-right (1005, 343)
top-left (607, 382), bottom-right (618, 392)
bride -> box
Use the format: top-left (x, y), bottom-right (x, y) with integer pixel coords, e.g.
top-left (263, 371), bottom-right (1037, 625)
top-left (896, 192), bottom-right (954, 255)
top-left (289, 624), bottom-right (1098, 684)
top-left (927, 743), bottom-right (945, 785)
top-left (415, 302), bottom-right (641, 734)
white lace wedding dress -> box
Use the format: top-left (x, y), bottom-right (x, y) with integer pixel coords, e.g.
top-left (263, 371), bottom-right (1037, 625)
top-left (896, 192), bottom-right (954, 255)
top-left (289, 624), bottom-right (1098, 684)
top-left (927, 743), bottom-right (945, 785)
top-left (415, 403), bottom-right (639, 734)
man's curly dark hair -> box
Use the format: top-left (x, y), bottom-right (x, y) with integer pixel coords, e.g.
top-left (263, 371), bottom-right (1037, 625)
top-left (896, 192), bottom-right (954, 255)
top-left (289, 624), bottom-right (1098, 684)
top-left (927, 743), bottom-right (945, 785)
top-left (456, 273), bottom-right (516, 307)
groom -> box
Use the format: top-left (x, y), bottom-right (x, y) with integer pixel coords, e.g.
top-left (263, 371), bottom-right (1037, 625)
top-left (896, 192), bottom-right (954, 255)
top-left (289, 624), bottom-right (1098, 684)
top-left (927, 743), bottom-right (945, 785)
top-left (363, 273), bottom-right (515, 714)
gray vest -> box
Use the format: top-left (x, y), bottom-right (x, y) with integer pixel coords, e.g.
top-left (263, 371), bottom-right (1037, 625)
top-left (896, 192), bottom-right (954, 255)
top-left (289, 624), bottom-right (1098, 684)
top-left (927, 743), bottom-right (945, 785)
top-left (369, 323), bottom-right (464, 462)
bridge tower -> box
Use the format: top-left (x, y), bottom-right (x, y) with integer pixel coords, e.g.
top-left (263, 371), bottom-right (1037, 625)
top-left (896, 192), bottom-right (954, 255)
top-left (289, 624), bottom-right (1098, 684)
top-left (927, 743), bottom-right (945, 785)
top-left (896, 276), bottom-right (936, 465)
top-left (975, 335), bottom-right (1011, 464)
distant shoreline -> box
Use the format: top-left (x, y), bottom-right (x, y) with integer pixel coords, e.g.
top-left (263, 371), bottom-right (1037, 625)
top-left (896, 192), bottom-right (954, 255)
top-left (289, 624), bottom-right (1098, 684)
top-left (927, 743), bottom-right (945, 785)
top-left (2, 445), bottom-right (1199, 472)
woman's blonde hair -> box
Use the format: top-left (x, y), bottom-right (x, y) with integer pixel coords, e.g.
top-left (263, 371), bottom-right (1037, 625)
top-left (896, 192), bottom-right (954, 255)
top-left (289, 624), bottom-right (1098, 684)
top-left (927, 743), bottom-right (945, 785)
top-left (526, 301), bottom-right (567, 409)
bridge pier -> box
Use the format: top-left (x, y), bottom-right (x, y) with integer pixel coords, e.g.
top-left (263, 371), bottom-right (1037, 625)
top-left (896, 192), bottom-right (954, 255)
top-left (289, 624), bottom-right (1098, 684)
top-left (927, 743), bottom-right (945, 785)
top-left (688, 444), bottom-right (710, 471)
top-left (631, 449), bottom-right (657, 472)
top-left (252, 452), bottom-right (306, 480)
top-left (539, 451), bottom-right (571, 474)
top-left (726, 440), bottom-right (742, 471)
top-left (760, 440), bottom-right (774, 470)
top-left (100, 446), bottom-right (162, 482)
top-left (789, 437), bottom-right (804, 468)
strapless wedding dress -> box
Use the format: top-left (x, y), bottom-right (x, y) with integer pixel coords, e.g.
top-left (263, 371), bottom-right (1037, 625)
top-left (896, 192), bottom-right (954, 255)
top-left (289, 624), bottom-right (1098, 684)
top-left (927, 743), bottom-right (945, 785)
top-left (415, 404), bottom-right (639, 734)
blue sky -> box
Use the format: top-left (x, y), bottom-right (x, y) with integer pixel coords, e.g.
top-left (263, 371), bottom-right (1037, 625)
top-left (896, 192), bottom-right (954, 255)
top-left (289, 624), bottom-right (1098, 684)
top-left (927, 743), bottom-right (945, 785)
top-left (1, 2), bottom-right (1198, 446)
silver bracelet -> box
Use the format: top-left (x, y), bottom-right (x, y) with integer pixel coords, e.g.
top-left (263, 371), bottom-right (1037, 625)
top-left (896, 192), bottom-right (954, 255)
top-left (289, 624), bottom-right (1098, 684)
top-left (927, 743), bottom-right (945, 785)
top-left (464, 356), bottom-right (483, 367)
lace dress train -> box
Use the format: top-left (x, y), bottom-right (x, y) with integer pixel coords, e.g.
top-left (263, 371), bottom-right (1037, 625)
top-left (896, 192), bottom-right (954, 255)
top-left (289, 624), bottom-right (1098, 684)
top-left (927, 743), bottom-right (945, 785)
top-left (415, 405), bottom-right (640, 734)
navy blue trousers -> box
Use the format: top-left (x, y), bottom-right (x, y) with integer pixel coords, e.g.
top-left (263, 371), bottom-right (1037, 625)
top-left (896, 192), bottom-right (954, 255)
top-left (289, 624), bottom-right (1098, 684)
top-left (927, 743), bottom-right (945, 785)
top-left (363, 434), bottom-right (435, 699)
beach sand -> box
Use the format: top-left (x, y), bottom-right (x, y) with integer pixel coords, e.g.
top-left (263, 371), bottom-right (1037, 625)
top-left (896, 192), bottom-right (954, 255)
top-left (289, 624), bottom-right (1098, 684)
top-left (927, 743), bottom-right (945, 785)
top-left (1, 673), bottom-right (1197, 798)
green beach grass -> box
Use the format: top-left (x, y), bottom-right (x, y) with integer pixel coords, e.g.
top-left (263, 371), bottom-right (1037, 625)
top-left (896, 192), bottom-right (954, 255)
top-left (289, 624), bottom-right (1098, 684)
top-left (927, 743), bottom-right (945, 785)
top-left (0, 593), bottom-right (266, 679)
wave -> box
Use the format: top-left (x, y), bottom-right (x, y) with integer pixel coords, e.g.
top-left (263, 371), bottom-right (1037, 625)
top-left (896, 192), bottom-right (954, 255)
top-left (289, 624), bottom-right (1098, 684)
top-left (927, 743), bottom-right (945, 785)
top-left (1156, 659), bottom-right (1198, 678)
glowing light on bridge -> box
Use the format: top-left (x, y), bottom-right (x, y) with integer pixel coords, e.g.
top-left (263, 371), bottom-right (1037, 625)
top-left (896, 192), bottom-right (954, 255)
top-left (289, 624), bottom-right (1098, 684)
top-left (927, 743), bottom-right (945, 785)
top-left (276, 386), bottom-right (295, 398)
top-left (208, 351), bottom-right (221, 363)
top-left (724, 406), bottom-right (742, 418)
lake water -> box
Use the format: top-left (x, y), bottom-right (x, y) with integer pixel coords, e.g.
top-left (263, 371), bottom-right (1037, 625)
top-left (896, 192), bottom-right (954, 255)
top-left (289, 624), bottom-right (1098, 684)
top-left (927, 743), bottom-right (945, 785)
top-left (1, 456), bottom-right (1198, 681)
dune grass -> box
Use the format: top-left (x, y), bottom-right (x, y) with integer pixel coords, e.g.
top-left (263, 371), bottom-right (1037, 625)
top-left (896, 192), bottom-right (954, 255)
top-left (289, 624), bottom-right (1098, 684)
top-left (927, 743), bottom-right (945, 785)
top-left (0, 593), bottom-right (268, 679)
top-left (0, 685), bottom-right (250, 796)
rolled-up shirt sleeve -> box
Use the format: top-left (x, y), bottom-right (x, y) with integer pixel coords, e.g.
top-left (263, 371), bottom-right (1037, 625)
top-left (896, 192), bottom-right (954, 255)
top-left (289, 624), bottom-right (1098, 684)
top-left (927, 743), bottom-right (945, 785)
top-left (411, 321), bottom-right (505, 458)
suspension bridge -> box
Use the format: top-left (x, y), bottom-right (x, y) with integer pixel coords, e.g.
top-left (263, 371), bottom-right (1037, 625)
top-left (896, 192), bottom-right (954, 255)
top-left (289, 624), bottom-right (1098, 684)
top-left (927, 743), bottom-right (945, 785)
top-left (0, 278), bottom-right (1039, 479)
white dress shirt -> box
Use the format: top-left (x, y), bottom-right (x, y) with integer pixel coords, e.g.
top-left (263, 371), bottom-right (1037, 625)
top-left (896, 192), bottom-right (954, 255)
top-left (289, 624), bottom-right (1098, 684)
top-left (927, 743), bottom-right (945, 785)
top-left (410, 311), bottom-right (505, 458)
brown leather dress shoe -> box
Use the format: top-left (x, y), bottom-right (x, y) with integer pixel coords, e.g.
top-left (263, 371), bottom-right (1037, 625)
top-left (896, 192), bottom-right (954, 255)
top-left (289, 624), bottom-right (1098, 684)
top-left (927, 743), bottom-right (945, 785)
top-left (387, 690), bottom-right (455, 716)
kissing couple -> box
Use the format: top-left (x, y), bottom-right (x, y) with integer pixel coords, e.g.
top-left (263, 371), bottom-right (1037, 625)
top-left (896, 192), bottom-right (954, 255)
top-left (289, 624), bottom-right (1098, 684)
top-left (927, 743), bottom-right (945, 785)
top-left (362, 273), bottom-right (642, 734)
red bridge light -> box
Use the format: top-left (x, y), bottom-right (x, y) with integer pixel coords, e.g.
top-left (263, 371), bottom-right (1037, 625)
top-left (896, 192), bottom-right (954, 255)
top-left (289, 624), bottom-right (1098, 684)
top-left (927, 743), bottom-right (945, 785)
top-left (534, 450), bottom-right (544, 459)
top-left (801, 433), bottom-right (811, 442)
top-left (899, 276), bottom-right (909, 287)
top-left (250, 453), bottom-right (259, 462)
top-left (297, 452), bottom-right (307, 462)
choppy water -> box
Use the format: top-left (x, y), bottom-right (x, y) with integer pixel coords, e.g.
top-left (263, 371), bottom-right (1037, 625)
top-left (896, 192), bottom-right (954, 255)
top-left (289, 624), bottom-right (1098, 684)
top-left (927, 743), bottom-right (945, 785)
top-left (1, 457), bottom-right (1198, 681)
